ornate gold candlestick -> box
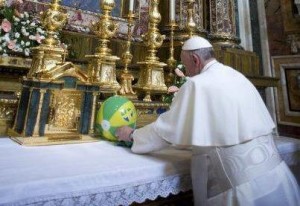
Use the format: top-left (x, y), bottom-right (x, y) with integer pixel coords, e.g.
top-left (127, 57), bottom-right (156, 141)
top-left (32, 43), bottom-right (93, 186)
top-left (27, 0), bottom-right (68, 79)
top-left (86, 0), bottom-right (120, 93)
top-left (135, 0), bottom-right (167, 102)
top-left (118, 11), bottom-right (137, 99)
top-left (186, 0), bottom-right (196, 38)
top-left (165, 21), bottom-right (177, 87)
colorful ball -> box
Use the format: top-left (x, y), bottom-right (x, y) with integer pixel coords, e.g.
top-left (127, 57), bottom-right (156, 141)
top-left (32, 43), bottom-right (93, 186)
top-left (95, 96), bottom-right (137, 141)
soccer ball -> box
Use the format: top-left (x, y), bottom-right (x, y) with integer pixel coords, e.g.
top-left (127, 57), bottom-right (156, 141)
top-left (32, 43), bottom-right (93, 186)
top-left (95, 96), bottom-right (137, 141)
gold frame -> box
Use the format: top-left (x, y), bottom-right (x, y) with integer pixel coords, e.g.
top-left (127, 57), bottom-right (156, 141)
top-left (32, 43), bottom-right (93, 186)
top-left (272, 55), bottom-right (300, 126)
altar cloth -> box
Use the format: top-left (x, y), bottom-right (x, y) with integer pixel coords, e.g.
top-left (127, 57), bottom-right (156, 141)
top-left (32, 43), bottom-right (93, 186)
top-left (0, 138), bottom-right (192, 206)
top-left (0, 136), bottom-right (299, 206)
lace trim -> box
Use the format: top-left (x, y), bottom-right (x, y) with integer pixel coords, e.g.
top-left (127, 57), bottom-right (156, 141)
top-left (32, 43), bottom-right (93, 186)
top-left (19, 174), bottom-right (192, 206)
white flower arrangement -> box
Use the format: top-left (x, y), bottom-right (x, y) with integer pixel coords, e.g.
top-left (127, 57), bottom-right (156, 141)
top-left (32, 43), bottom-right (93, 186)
top-left (0, 3), bottom-right (46, 56)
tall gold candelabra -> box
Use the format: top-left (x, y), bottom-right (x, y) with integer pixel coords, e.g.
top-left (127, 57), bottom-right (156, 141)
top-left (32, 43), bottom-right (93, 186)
top-left (118, 11), bottom-right (137, 99)
top-left (86, 0), bottom-right (120, 93)
top-left (165, 21), bottom-right (177, 87)
top-left (186, 0), bottom-right (196, 37)
top-left (135, 0), bottom-right (167, 102)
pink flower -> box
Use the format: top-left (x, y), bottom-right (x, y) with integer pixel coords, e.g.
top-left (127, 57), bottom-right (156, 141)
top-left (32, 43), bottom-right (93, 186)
top-left (168, 85), bottom-right (180, 93)
top-left (175, 68), bottom-right (185, 78)
top-left (76, 11), bottom-right (83, 21)
top-left (7, 40), bottom-right (16, 50)
top-left (1, 19), bottom-right (12, 33)
top-left (35, 33), bottom-right (42, 43)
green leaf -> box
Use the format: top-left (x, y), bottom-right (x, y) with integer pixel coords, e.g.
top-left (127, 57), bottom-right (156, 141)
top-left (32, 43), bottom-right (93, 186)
top-left (1, 7), bottom-right (14, 22)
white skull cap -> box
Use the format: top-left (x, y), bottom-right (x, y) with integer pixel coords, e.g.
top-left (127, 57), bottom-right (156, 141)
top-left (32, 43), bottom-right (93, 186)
top-left (182, 36), bottom-right (212, 50)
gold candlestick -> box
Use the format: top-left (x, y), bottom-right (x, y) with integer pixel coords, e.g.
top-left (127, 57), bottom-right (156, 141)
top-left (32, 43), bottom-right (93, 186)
top-left (135, 0), bottom-right (167, 102)
top-left (186, 0), bottom-right (196, 37)
top-left (85, 0), bottom-right (120, 93)
top-left (40, 0), bottom-right (68, 47)
top-left (118, 11), bottom-right (137, 99)
top-left (165, 21), bottom-right (177, 87)
top-left (27, 0), bottom-right (68, 79)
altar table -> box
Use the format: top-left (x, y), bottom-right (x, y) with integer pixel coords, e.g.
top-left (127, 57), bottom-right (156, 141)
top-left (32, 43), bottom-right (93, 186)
top-left (0, 138), bottom-right (192, 206)
top-left (0, 136), bottom-right (299, 206)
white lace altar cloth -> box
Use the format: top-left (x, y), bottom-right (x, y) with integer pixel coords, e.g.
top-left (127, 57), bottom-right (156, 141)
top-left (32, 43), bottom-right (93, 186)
top-left (0, 138), bottom-right (192, 206)
top-left (0, 136), bottom-right (299, 206)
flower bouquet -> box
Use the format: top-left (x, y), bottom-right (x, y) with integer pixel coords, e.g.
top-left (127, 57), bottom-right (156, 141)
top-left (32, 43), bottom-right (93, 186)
top-left (162, 63), bottom-right (187, 104)
top-left (0, 1), bottom-right (46, 56)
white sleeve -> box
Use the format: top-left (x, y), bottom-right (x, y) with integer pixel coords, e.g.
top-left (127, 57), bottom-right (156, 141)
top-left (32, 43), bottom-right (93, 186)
top-left (131, 123), bottom-right (170, 154)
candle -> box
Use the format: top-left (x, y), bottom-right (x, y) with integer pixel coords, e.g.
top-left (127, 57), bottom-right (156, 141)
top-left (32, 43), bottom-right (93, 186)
top-left (169, 0), bottom-right (175, 21)
top-left (129, 0), bottom-right (134, 12)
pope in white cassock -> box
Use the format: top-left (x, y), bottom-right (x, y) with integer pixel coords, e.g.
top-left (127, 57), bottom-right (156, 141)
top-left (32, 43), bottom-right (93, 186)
top-left (116, 36), bottom-right (300, 206)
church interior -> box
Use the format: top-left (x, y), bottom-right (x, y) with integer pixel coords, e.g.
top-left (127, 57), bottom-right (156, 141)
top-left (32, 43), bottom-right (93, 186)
top-left (0, 0), bottom-right (299, 205)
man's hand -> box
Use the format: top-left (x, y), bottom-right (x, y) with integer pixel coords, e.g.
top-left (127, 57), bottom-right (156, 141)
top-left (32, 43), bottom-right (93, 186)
top-left (115, 126), bottom-right (134, 142)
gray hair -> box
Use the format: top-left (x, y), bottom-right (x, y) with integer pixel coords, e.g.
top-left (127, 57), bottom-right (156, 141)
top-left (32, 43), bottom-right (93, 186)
top-left (189, 47), bottom-right (215, 61)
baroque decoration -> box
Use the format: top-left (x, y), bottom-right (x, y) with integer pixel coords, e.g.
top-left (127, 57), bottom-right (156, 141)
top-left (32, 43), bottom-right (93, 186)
top-left (0, 0), bottom-right (282, 143)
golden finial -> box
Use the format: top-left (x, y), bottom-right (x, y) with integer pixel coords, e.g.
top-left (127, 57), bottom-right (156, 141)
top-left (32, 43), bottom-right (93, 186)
top-left (186, 0), bottom-right (196, 37)
top-left (40, 0), bottom-right (68, 47)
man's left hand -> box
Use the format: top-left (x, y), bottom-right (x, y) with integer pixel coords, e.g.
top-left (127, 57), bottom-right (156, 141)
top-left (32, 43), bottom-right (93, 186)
top-left (115, 126), bottom-right (134, 142)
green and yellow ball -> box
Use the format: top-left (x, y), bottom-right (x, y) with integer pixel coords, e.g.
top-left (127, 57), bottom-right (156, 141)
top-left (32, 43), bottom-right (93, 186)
top-left (95, 96), bottom-right (137, 141)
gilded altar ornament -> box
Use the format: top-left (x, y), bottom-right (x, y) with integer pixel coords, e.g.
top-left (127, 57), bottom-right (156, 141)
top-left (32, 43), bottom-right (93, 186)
top-left (135, 0), bottom-right (167, 102)
top-left (8, 0), bottom-right (99, 146)
top-left (27, 0), bottom-right (69, 79)
top-left (118, 11), bottom-right (137, 99)
top-left (165, 21), bottom-right (177, 87)
top-left (85, 0), bottom-right (120, 93)
top-left (186, 0), bottom-right (196, 38)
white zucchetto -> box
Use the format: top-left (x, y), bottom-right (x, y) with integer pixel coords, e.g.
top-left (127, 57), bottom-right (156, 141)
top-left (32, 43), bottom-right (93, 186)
top-left (182, 36), bottom-right (212, 50)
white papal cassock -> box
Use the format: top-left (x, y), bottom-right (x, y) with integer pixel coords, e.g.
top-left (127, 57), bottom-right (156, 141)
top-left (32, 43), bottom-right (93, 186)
top-left (130, 60), bottom-right (300, 206)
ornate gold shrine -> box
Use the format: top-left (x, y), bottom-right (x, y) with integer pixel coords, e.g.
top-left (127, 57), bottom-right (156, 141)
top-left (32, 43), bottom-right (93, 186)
top-left (6, 0), bottom-right (100, 145)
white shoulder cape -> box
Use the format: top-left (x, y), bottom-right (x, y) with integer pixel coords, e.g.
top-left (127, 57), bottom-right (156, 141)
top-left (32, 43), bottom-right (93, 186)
top-left (151, 61), bottom-right (275, 147)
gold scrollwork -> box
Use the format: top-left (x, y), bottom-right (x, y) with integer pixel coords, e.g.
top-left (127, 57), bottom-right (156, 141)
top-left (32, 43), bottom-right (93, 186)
top-left (0, 99), bottom-right (18, 120)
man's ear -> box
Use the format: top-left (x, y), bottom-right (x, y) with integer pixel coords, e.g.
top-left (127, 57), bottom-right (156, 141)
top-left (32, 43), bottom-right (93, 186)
top-left (191, 53), bottom-right (201, 66)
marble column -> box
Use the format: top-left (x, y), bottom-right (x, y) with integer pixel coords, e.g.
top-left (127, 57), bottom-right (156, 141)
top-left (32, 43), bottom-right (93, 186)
top-left (21, 88), bottom-right (34, 136)
top-left (32, 89), bottom-right (47, 136)
top-left (257, 0), bottom-right (278, 131)
top-left (89, 91), bottom-right (98, 135)
top-left (209, 0), bottom-right (240, 47)
top-left (237, 0), bottom-right (252, 51)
